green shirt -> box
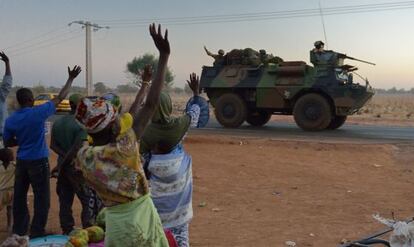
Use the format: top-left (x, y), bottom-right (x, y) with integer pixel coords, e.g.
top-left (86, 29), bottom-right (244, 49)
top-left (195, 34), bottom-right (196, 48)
top-left (51, 114), bottom-right (87, 155)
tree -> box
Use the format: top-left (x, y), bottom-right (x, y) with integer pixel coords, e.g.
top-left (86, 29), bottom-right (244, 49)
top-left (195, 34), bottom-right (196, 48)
top-left (94, 82), bottom-right (107, 94)
top-left (126, 53), bottom-right (174, 88)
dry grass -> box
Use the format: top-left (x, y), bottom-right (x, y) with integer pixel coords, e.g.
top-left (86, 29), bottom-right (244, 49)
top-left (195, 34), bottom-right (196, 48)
top-left (356, 94), bottom-right (414, 120)
top-left (115, 93), bottom-right (414, 127)
top-left (118, 92), bottom-right (190, 117)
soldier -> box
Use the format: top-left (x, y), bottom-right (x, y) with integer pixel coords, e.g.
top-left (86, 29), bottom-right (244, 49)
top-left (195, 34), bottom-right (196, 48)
top-left (204, 46), bottom-right (225, 66)
top-left (259, 49), bottom-right (283, 65)
top-left (259, 49), bottom-right (269, 64)
top-left (310, 40), bottom-right (337, 67)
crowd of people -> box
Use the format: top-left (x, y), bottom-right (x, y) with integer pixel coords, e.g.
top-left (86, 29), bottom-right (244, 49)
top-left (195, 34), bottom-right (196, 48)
top-left (0, 23), bottom-right (208, 247)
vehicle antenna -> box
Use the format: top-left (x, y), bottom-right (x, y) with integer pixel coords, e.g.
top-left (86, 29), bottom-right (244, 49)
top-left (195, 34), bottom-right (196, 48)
top-left (319, 1), bottom-right (328, 49)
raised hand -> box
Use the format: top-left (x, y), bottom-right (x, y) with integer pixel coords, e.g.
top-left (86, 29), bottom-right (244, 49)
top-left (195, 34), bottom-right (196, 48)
top-left (67, 65), bottom-right (82, 80)
top-left (140, 64), bottom-right (153, 82)
top-left (0, 51), bottom-right (9, 63)
top-left (149, 23), bottom-right (170, 55)
top-left (186, 73), bottom-right (200, 96)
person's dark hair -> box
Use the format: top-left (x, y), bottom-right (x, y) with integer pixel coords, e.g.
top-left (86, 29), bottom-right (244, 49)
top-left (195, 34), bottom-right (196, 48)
top-left (0, 148), bottom-right (14, 169)
top-left (16, 88), bottom-right (34, 106)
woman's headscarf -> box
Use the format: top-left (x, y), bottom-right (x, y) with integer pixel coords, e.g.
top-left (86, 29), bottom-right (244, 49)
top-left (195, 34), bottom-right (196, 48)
top-left (75, 97), bottom-right (117, 134)
top-left (140, 91), bottom-right (190, 154)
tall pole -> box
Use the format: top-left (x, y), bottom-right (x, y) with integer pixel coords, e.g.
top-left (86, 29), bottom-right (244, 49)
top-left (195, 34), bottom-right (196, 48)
top-left (68, 21), bottom-right (109, 96)
top-left (85, 22), bottom-right (92, 95)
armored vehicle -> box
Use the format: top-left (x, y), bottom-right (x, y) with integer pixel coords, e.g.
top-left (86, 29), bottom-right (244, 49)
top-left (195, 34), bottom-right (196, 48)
top-left (200, 48), bottom-right (374, 131)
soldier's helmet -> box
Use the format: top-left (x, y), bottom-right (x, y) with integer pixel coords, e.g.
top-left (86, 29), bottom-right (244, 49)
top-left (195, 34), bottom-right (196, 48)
top-left (314, 41), bottom-right (325, 49)
top-left (218, 49), bottom-right (225, 56)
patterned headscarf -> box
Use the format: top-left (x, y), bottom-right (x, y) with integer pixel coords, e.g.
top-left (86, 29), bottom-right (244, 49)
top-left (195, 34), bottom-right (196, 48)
top-left (75, 97), bottom-right (117, 133)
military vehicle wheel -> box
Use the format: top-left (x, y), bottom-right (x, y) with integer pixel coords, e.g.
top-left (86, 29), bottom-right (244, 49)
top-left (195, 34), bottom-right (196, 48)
top-left (246, 110), bottom-right (271, 126)
top-left (293, 93), bottom-right (332, 131)
top-left (327, 115), bottom-right (347, 130)
top-left (215, 93), bottom-right (247, 128)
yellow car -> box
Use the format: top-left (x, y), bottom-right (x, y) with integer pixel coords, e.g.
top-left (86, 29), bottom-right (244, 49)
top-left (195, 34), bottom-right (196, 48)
top-left (34, 93), bottom-right (71, 112)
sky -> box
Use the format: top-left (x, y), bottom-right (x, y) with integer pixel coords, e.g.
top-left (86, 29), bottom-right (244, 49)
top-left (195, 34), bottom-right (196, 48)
top-left (0, 0), bottom-right (413, 90)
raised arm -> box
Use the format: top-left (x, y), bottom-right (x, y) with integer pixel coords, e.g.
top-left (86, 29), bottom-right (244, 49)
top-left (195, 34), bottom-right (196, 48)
top-left (0, 52), bottom-right (11, 76)
top-left (132, 23), bottom-right (170, 139)
top-left (129, 64), bottom-right (152, 115)
top-left (186, 73), bottom-right (200, 97)
top-left (204, 46), bottom-right (214, 57)
top-left (51, 66), bottom-right (81, 107)
top-left (186, 73), bottom-right (202, 127)
top-left (0, 52), bottom-right (12, 102)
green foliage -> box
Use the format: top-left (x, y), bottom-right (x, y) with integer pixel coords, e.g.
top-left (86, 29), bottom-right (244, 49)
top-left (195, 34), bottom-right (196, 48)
top-left (94, 82), bottom-right (107, 94)
top-left (126, 53), bottom-right (174, 87)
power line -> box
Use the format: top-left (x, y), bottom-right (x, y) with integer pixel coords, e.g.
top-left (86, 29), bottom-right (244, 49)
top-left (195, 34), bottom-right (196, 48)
top-left (7, 29), bottom-right (80, 54)
top-left (10, 31), bottom-right (83, 57)
top-left (91, 1), bottom-right (414, 28)
top-left (94, 1), bottom-right (414, 24)
top-left (7, 29), bottom-right (82, 55)
top-left (4, 26), bottom-right (70, 51)
top-left (2, 1), bottom-right (413, 60)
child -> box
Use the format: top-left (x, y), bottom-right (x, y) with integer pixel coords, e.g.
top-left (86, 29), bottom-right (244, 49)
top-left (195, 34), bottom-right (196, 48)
top-left (0, 148), bottom-right (15, 233)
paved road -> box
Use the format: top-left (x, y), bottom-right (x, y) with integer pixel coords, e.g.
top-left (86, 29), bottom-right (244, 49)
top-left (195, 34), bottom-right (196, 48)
top-left (191, 119), bottom-right (414, 144)
top-left (49, 114), bottom-right (414, 144)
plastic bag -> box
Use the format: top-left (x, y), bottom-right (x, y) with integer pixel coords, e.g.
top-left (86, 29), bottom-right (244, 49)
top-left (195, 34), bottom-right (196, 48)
top-left (373, 214), bottom-right (414, 247)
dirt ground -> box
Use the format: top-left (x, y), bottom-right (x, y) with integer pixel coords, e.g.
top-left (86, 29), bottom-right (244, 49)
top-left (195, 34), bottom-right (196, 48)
top-left (1, 134), bottom-right (413, 246)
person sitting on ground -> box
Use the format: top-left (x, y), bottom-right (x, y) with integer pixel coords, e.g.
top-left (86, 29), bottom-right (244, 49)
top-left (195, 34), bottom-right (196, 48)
top-left (73, 23), bottom-right (170, 247)
top-left (50, 93), bottom-right (102, 235)
top-left (140, 73), bottom-right (209, 247)
top-left (0, 148), bottom-right (15, 234)
top-left (204, 46), bottom-right (225, 66)
top-left (3, 65), bottom-right (82, 238)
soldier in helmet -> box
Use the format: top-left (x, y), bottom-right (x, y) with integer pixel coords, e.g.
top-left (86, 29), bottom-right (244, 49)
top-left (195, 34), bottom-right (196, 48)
top-left (204, 46), bottom-right (225, 66)
top-left (259, 49), bottom-right (269, 64)
top-left (311, 41), bottom-right (326, 65)
top-left (310, 40), bottom-right (338, 68)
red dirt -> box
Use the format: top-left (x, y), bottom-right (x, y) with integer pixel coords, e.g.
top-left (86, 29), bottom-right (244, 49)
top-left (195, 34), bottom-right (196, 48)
top-left (1, 135), bottom-right (414, 246)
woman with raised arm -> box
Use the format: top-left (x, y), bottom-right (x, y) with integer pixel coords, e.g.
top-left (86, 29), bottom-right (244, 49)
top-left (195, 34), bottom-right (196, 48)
top-left (139, 73), bottom-right (209, 247)
top-left (74, 23), bottom-right (170, 247)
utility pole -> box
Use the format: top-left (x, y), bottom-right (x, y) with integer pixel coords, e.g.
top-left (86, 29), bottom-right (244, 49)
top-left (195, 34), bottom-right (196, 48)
top-left (69, 21), bottom-right (109, 95)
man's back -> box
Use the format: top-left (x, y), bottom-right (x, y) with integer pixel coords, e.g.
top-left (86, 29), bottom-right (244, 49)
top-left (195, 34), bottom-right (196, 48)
top-left (4, 101), bottom-right (55, 160)
top-left (52, 114), bottom-right (86, 154)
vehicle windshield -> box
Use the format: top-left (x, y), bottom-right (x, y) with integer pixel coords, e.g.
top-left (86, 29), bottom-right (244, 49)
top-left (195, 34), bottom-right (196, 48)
top-left (335, 68), bottom-right (349, 82)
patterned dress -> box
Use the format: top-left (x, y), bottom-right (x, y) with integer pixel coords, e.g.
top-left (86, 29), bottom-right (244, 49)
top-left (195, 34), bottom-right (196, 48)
top-left (76, 128), bottom-right (168, 247)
